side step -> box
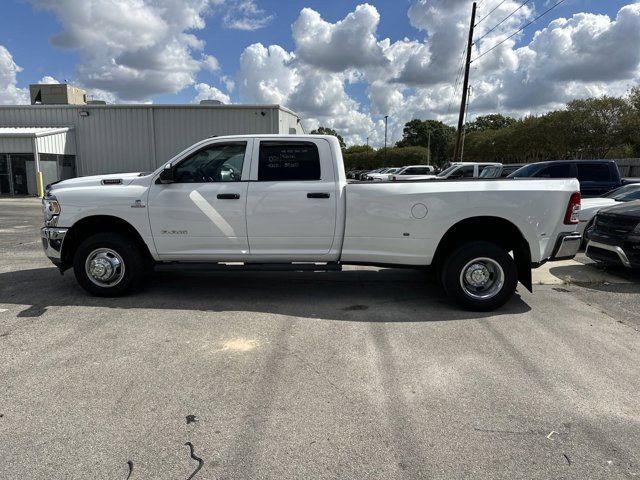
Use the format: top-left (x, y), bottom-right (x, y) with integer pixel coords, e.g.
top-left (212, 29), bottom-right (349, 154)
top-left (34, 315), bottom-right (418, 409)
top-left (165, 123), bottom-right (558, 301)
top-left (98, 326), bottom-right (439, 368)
top-left (156, 262), bottom-right (343, 272)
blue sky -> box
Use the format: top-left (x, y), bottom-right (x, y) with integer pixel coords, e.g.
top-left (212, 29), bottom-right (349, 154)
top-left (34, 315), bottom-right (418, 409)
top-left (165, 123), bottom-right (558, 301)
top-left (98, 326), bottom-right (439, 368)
top-left (1, 0), bottom-right (638, 144)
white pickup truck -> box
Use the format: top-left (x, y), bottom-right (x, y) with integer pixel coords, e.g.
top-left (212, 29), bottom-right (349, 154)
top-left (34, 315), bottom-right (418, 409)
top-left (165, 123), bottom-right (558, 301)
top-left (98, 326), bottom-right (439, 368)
top-left (41, 134), bottom-right (582, 311)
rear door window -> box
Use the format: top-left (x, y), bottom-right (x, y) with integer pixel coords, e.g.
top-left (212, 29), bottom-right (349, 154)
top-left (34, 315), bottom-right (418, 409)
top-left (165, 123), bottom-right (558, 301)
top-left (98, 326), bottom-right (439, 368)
top-left (577, 163), bottom-right (612, 182)
top-left (258, 141), bottom-right (321, 181)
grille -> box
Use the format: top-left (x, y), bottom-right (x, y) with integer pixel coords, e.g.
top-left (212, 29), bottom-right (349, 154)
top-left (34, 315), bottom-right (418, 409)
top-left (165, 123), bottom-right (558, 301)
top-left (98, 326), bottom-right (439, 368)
top-left (593, 214), bottom-right (638, 236)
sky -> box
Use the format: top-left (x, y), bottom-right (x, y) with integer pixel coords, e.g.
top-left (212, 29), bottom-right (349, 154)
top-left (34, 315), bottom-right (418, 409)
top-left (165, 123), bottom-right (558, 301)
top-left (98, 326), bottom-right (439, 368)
top-left (0, 0), bottom-right (639, 146)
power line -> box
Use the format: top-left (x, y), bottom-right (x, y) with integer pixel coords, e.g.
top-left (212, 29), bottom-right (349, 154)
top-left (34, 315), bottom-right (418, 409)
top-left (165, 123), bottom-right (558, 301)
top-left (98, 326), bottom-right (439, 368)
top-left (471, 0), bottom-right (568, 63)
top-left (475, 0), bottom-right (509, 26)
top-left (475, 0), bottom-right (532, 44)
top-left (447, 46), bottom-right (467, 114)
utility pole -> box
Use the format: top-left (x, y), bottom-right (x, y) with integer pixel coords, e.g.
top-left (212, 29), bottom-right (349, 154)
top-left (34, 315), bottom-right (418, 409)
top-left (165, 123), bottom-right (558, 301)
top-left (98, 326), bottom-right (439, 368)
top-left (453, 1), bottom-right (476, 163)
top-left (384, 115), bottom-right (389, 163)
top-left (427, 130), bottom-right (431, 165)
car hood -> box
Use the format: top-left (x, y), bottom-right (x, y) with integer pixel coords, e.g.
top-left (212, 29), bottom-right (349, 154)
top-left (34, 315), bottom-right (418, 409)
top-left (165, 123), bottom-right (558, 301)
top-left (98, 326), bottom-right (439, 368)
top-left (578, 198), bottom-right (616, 221)
top-left (49, 172), bottom-right (145, 191)
top-left (599, 199), bottom-right (640, 218)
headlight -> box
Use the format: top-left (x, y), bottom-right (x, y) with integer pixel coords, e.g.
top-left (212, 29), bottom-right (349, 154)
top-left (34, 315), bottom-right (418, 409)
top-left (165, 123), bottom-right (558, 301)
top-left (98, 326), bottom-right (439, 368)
top-left (42, 196), bottom-right (61, 222)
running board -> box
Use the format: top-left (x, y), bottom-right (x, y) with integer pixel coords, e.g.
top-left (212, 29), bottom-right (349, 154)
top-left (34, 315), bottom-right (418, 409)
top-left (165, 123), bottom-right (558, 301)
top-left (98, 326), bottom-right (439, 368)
top-left (156, 262), bottom-right (343, 272)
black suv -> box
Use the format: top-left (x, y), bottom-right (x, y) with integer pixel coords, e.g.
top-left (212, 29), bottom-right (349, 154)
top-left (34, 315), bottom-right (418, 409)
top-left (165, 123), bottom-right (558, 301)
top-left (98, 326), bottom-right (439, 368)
top-left (585, 201), bottom-right (640, 269)
top-left (508, 160), bottom-right (625, 197)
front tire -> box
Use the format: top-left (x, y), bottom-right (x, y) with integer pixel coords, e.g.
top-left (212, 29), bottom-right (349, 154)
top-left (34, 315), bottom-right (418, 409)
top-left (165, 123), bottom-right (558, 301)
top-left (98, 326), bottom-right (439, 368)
top-left (73, 233), bottom-right (143, 297)
top-left (441, 241), bottom-right (518, 311)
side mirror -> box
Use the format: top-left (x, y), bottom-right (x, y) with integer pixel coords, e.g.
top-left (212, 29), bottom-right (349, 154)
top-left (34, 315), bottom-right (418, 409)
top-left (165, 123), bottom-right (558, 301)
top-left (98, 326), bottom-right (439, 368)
top-left (159, 163), bottom-right (174, 183)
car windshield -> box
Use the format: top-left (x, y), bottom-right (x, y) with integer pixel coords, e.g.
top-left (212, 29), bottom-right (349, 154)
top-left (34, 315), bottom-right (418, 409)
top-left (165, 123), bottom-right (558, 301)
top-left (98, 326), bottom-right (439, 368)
top-left (437, 165), bottom-right (459, 177)
top-left (603, 184), bottom-right (639, 200)
top-left (507, 164), bottom-right (538, 178)
top-left (479, 166), bottom-right (500, 178)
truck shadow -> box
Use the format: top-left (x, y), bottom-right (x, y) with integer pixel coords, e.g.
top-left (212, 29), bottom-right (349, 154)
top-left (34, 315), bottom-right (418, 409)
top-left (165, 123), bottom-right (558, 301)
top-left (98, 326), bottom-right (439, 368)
top-left (0, 266), bottom-right (531, 321)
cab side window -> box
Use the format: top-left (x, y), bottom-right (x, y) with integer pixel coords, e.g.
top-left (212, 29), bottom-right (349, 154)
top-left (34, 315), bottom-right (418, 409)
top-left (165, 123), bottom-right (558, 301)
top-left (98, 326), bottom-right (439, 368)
top-left (577, 163), bottom-right (611, 182)
top-left (258, 141), bottom-right (321, 181)
top-left (174, 142), bottom-right (246, 183)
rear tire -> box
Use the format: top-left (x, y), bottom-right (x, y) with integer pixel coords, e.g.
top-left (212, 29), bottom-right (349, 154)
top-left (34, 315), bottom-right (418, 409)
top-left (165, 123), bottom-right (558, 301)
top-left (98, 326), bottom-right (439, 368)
top-left (73, 233), bottom-right (143, 297)
top-left (441, 241), bottom-right (518, 311)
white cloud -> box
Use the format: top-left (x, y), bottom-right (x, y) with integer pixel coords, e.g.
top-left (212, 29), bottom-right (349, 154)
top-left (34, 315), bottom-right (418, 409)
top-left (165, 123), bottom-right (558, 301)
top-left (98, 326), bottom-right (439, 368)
top-left (292, 4), bottom-right (387, 72)
top-left (239, 43), bottom-right (298, 104)
top-left (0, 45), bottom-right (29, 104)
top-left (28, 0), bottom-right (224, 101)
top-left (193, 82), bottom-right (231, 103)
top-left (38, 75), bottom-right (60, 84)
top-left (222, 0), bottom-right (273, 30)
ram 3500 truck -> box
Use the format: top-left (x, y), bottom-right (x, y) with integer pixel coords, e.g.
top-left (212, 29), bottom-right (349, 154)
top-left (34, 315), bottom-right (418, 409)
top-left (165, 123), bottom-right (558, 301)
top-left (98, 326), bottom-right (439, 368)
top-left (41, 134), bottom-right (582, 311)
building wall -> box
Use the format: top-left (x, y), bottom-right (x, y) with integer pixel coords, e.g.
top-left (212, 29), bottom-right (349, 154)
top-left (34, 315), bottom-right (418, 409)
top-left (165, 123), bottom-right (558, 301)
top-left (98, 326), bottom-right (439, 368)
top-left (278, 109), bottom-right (305, 135)
top-left (0, 105), bottom-right (300, 176)
top-left (36, 131), bottom-right (76, 155)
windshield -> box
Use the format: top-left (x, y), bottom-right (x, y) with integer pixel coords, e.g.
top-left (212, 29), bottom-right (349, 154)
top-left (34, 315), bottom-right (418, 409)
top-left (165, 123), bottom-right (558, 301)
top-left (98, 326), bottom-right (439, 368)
top-left (437, 165), bottom-right (459, 177)
top-left (603, 184), bottom-right (639, 199)
top-left (479, 166), bottom-right (500, 178)
top-left (507, 164), bottom-right (539, 178)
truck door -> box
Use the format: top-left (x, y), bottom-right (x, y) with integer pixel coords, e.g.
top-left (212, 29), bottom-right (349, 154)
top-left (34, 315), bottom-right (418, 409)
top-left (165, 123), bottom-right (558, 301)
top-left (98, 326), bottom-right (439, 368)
top-left (148, 140), bottom-right (252, 258)
top-left (245, 138), bottom-right (337, 257)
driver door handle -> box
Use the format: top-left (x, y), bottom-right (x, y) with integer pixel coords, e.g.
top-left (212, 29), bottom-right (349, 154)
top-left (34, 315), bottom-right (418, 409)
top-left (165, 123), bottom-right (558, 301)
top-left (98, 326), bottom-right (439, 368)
top-left (217, 193), bottom-right (240, 200)
top-left (307, 192), bottom-right (330, 199)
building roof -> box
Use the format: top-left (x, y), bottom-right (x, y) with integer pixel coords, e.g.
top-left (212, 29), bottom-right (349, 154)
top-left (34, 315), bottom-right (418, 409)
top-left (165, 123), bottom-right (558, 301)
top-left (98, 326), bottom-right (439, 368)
top-left (0, 126), bottom-right (73, 137)
top-left (0, 103), bottom-right (300, 116)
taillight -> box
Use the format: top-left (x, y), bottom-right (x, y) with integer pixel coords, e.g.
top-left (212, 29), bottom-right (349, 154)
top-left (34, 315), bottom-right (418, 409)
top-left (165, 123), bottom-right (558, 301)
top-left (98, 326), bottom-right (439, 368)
top-left (564, 192), bottom-right (581, 225)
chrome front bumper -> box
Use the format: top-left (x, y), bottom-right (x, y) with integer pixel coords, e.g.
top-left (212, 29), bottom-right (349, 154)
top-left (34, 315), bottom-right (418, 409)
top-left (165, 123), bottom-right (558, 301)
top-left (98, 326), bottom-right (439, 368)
top-left (551, 232), bottom-right (582, 260)
top-left (41, 227), bottom-right (68, 264)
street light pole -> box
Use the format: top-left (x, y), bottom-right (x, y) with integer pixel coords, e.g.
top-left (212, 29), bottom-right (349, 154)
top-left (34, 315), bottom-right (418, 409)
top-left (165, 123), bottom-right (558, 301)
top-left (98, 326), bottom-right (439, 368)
top-left (427, 130), bottom-right (431, 165)
top-left (384, 115), bottom-right (389, 163)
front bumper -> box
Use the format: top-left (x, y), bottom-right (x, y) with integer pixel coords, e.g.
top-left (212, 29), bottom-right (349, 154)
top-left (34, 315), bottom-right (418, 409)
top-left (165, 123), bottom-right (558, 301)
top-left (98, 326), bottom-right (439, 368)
top-left (550, 232), bottom-right (581, 260)
top-left (41, 227), bottom-right (68, 266)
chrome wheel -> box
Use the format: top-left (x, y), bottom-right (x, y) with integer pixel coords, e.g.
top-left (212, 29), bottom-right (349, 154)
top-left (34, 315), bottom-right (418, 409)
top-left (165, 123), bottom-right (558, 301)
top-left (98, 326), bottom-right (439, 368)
top-left (85, 248), bottom-right (126, 287)
top-left (459, 257), bottom-right (504, 300)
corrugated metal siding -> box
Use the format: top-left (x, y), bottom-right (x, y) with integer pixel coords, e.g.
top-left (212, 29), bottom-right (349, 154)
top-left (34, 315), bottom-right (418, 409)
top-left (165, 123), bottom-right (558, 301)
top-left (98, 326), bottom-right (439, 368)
top-left (0, 137), bottom-right (32, 153)
top-left (0, 105), bottom-right (298, 176)
top-left (151, 107), bottom-right (277, 167)
top-left (36, 131), bottom-right (76, 154)
top-left (278, 110), bottom-right (305, 134)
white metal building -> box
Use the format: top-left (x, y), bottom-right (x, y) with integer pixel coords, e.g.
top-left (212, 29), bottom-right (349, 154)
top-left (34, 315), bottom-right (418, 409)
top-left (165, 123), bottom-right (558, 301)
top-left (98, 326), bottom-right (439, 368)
top-left (0, 127), bottom-right (76, 195)
top-left (0, 103), bottom-right (303, 195)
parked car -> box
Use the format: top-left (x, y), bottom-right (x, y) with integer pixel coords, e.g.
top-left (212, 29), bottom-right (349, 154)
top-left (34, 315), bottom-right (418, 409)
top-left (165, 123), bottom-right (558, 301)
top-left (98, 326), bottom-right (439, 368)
top-left (578, 184), bottom-right (640, 243)
top-left (387, 165), bottom-right (435, 181)
top-left (508, 160), bottom-right (637, 197)
top-left (479, 164), bottom-right (525, 178)
top-left (41, 134), bottom-right (582, 311)
top-left (366, 167), bottom-right (401, 181)
top-left (585, 201), bottom-right (640, 269)
top-left (394, 162), bottom-right (502, 181)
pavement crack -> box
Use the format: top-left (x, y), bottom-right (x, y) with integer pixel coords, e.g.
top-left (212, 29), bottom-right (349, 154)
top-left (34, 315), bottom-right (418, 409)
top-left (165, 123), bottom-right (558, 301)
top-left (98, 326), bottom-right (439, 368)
top-left (184, 442), bottom-right (204, 480)
top-left (474, 427), bottom-right (544, 436)
top-left (563, 453), bottom-right (572, 465)
top-left (125, 460), bottom-right (133, 479)
top-left (287, 349), bottom-right (342, 393)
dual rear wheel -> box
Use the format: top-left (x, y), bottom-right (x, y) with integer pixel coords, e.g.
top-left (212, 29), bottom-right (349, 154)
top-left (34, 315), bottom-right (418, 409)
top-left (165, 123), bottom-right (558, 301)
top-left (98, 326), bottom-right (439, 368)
top-left (440, 241), bottom-right (519, 311)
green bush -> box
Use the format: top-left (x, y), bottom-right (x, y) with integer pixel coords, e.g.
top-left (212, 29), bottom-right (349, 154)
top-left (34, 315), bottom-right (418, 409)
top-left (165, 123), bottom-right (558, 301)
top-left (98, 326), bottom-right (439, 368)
top-left (344, 146), bottom-right (430, 170)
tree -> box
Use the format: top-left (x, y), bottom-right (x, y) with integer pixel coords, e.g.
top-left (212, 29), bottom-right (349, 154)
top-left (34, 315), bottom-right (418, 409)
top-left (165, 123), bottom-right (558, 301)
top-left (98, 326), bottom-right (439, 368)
top-left (395, 119), bottom-right (456, 166)
top-left (565, 96), bottom-right (632, 158)
top-left (310, 126), bottom-right (345, 149)
top-left (465, 114), bottom-right (516, 132)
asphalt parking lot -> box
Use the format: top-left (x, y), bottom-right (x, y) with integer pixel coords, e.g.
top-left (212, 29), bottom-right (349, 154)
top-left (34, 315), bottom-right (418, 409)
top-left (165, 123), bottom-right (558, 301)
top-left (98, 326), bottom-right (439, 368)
top-left (1, 197), bottom-right (639, 479)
